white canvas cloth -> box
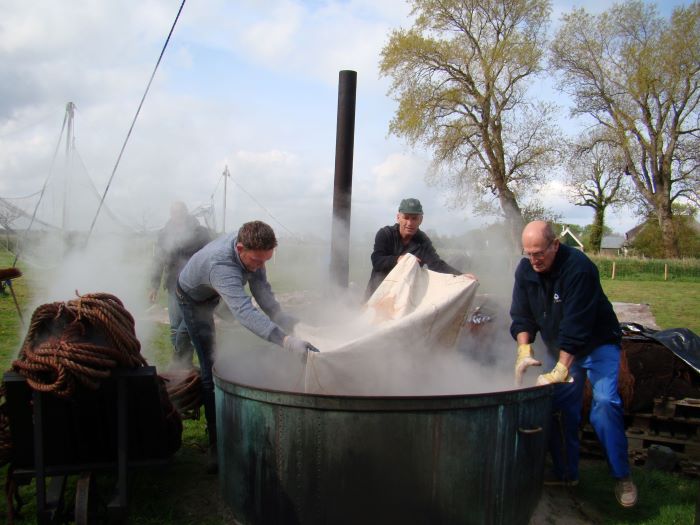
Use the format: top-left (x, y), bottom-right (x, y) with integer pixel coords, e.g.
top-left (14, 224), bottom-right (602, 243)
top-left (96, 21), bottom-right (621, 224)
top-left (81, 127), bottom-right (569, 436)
top-left (295, 254), bottom-right (478, 394)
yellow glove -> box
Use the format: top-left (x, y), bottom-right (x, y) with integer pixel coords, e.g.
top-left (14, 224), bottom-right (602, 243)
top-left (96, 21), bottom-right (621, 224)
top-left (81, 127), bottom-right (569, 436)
top-left (514, 343), bottom-right (542, 386)
top-left (536, 362), bottom-right (574, 386)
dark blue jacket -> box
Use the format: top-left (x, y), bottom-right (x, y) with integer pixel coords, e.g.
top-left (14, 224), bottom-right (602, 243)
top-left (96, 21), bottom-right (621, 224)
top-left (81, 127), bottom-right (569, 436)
top-left (365, 224), bottom-right (460, 298)
top-left (150, 215), bottom-right (212, 291)
top-left (509, 244), bottom-right (620, 357)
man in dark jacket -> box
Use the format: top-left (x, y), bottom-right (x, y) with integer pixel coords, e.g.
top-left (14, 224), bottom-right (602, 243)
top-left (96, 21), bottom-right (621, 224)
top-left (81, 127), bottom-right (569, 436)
top-left (149, 201), bottom-right (211, 368)
top-left (510, 220), bottom-right (636, 508)
top-left (365, 198), bottom-right (474, 298)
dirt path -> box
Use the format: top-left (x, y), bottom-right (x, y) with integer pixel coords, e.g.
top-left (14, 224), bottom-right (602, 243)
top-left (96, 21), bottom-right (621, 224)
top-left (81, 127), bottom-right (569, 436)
top-left (611, 301), bottom-right (659, 329)
top-left (530, 486), bottom-right (605, 524)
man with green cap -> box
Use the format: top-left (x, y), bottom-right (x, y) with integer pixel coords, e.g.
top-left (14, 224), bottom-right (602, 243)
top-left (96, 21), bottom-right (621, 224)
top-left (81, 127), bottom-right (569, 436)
top-left (365, 198), bottom-right (475, 298)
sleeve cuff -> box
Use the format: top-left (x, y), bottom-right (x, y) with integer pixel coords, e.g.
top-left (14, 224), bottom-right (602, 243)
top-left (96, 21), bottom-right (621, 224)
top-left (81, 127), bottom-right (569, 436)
top-left (269, 326), bottom-right (286, 347)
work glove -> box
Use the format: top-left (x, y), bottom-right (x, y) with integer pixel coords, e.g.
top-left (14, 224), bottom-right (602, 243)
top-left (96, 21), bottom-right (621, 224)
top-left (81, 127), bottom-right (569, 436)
top-left (514, 343), bottom-right (542, 386)
top-left (536, 362), bottom-right (573, 386)
top-left (283, 336), bottom-right (319, 356)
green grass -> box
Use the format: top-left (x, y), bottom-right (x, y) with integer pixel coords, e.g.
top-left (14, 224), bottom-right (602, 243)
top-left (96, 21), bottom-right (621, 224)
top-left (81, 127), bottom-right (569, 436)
top-left (1, 246), bottom-right (700, 524)
top-left (602, 280), bottom-right (700, 334)
top-left (578, 463), bottom-right (698, 524)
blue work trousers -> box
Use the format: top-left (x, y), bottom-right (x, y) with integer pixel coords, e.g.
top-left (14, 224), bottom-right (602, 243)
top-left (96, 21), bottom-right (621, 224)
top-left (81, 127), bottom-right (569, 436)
top-left (546, 343), bottom-right (630, 481)
top-left (177, 290), bottom-right (219, 445)
top-left (167, 288), bottom-right (194, 366)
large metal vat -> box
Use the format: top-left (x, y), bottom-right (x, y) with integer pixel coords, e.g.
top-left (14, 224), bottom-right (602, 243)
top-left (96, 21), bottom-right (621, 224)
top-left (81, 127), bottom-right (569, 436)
top-left (214, 337), bottom-right (552, 525)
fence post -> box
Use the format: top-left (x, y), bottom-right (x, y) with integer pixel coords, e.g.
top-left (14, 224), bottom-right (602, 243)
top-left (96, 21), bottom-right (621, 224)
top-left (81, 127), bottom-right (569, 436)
top-left (611, 261), bottom-right (616, 280)
top-left (664, 263), bottom-right (668, 281)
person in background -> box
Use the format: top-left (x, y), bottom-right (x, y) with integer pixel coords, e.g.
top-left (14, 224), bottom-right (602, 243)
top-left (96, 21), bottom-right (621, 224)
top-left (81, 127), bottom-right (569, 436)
top-left (510, 220), bottom-right (637, 508)
top-left (177, 220), bottom-right (317, 473)
top-left (365, 197), bottom-right (476, 299)
top-left (149, 201), bottom-right (211, 369)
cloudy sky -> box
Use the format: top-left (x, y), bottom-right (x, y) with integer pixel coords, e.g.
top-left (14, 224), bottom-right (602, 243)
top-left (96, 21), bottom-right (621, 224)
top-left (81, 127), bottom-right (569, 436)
top-left (0, 0), bottom-right (692, 241)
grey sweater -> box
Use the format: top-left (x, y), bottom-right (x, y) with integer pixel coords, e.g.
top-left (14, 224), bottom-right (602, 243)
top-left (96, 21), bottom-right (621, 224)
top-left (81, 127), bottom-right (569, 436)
top-left (177, 232), bottom-right (296, 345)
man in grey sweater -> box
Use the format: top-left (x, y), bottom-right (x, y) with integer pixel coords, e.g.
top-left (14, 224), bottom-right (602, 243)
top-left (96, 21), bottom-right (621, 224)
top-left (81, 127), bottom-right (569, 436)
top-left (177, 220), bottom-right (316, 473)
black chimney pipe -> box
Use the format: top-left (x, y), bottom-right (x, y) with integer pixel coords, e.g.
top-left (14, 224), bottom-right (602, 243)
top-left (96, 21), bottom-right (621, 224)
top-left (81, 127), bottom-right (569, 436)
top-left (330, 70), bottom-right (357, 288)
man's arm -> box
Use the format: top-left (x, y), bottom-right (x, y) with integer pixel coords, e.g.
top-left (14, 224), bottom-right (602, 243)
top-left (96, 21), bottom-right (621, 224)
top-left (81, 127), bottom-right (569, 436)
top-left (557, 351), bottom-right (575, 368)
top-left (369, 227), bottom-right (400, 272)
top-left (414, 235), bottom-right (460, 275)
top-left (248, 268), bottom-right (298, 333)
top-left (509, 264), bottom-right (539, 340)
top-left (211, 263), bottom-right (287, 345)
top-left (148, 235), bottom-right (166, 302)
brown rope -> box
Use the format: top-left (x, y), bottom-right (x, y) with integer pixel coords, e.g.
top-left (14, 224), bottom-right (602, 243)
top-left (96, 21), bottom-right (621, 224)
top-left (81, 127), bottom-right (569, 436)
top-left (10, 292), bottom-right (146, 398)
top-left (1, 291), bottom-right (184, 520)
top-left (160, 368), bottom-right (202, 417)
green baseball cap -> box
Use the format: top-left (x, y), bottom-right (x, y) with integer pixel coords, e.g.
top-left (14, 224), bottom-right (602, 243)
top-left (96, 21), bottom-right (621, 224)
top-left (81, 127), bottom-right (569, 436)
top-left (398, 198), bottom-right (423, 214)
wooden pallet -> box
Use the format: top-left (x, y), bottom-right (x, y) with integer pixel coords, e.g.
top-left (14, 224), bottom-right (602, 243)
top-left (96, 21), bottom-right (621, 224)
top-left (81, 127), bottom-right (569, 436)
top-left (580, 397), bottom-right (700, 461)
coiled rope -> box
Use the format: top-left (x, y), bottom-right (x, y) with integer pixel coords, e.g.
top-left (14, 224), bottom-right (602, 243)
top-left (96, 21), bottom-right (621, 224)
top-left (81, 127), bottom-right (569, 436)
top-left (11, 292), bottom-right (146, 397)
top-left (160, 368), bottom-right (202, 419)
top-left (1, 292), bottom-right (183, 523)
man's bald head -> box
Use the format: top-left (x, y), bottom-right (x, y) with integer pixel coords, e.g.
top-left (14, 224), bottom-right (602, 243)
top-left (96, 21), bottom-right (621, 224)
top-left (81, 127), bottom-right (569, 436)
top-left (522, 221), bottom-right (556, 246)
top-left (522, 221), bottom-right (559, 273)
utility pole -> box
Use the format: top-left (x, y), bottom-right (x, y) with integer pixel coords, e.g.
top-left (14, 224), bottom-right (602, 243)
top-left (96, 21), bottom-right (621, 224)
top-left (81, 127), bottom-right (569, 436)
top-left (62, 102), bottom-right (76, 232)
top-left (222, 165), bottom-right (230, 233)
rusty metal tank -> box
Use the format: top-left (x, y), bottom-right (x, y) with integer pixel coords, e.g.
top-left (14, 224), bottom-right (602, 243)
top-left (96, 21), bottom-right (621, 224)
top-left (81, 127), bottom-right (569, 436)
top-left (213, 333), bottom-right (552, 525)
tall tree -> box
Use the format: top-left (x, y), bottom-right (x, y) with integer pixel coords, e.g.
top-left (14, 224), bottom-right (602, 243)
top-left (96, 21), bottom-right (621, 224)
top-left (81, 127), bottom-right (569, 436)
top-left (631, 204), bottom-right (700, 258)
top-left (565, 136), bottom-right (631, 252)
top-left (550, 1), bottom-right (700, 258)
top-left (380, 0), bottom-right (559, 247)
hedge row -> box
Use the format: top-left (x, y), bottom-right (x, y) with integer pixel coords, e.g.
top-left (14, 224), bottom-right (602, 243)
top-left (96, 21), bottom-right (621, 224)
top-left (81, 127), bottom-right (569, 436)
top-left (590, 255), bottom-right (700, 282)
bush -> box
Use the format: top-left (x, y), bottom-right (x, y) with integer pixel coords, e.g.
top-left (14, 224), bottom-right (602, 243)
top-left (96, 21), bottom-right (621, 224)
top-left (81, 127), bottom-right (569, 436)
top-left (630, 217), bottom-right (700, 258)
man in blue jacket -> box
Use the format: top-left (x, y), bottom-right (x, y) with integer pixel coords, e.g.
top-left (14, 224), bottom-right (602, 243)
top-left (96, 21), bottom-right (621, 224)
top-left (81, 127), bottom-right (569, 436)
top-left (509, 221), bottom-right (637, 508)
top-left (177, 220), bottom-right (316, 473)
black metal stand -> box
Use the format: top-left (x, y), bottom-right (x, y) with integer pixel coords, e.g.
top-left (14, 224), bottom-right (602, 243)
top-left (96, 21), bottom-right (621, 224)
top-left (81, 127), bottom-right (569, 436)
top-left (4, 367), bottom-right (174, 524)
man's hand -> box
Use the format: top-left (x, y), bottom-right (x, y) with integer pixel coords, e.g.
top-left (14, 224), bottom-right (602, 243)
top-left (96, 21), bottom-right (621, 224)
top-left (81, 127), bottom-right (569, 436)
top-left (148, 288), bottom-right (158, 303)
top-left (515, 343), bottom-right (542, 385)
top-left (536, 362), bottom-right (573, 386)
top-left (283, 336), bottom-right (317, 355)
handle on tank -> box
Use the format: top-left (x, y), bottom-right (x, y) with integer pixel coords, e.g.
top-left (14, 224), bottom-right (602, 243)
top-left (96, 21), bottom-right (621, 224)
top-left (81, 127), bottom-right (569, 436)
top-left (517, 426), bottom-right (543, 435)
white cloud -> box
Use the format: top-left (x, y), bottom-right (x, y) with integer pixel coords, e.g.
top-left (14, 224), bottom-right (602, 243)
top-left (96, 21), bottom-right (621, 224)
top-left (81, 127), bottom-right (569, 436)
top-left (240, 1), bottom-right (303, 61)
top-left (0, 0), bottom-right (684, 248)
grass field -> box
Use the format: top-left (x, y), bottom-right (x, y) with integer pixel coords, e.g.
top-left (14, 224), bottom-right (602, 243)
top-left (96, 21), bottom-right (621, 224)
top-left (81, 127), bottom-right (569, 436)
top-left (602, 280), bottom-right (700, 334)
top-left (0, 246), bottom-right (699, 524)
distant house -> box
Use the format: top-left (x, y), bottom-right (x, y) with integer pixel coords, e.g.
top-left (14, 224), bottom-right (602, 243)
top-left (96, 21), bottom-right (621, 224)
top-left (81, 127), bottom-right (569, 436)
top-left (600, 235), bottom-right (626, 256)
top-left (558, 225), bottom-right (584, 251)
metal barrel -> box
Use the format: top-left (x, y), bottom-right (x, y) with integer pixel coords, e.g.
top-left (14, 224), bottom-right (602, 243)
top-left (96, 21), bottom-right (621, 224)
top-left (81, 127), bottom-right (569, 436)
top-left (214, 359), bottom-right (552, 525)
